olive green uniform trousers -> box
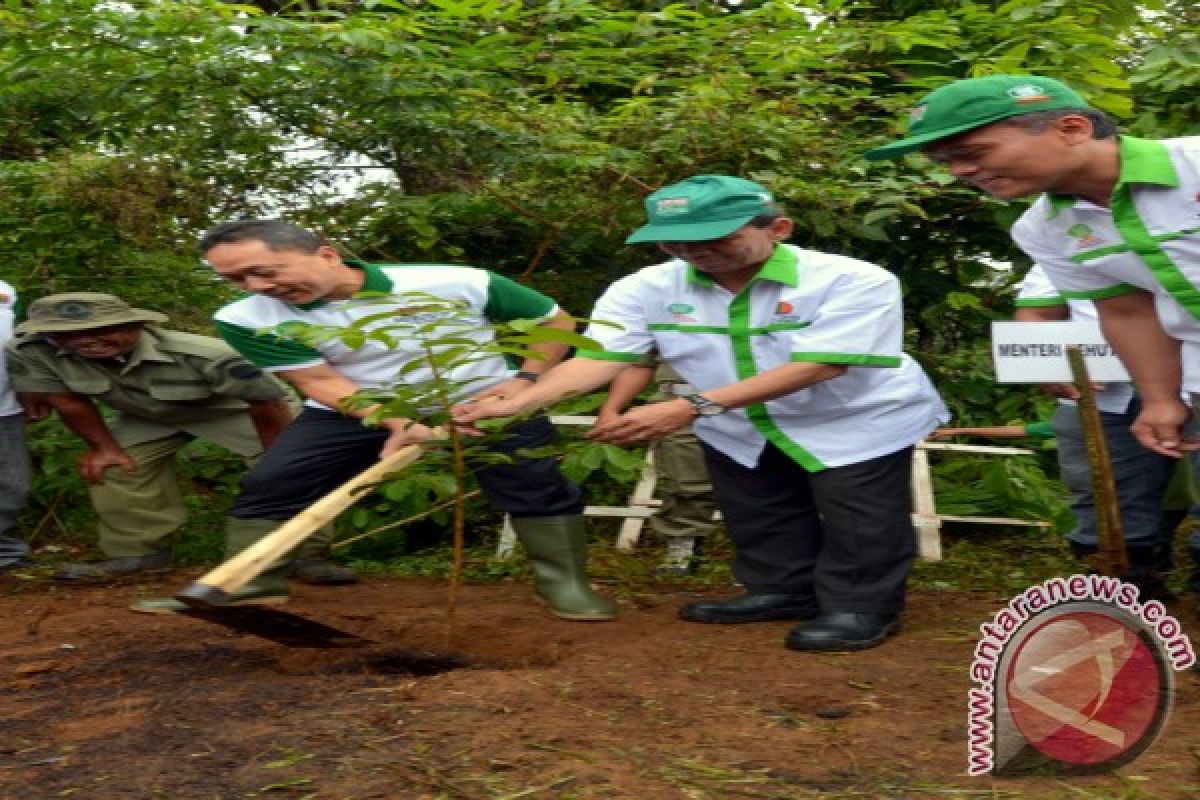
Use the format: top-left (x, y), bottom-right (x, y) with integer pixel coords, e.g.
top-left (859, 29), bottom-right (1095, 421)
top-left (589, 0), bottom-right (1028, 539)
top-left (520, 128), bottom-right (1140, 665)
top-left (646, 383), bottom-right (720, 541)
top-left (90, 433), bottom-right (333, 559)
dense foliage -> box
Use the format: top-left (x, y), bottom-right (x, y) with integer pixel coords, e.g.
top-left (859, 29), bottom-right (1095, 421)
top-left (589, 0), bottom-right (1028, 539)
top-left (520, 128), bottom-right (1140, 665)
top-left (4, 0), bottom-right (1196, 558)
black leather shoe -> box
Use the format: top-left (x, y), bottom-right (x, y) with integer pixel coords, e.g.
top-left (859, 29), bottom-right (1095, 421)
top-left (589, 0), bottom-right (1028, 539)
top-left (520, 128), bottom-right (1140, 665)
top-left (785, 612), bottom-right (900, 652)
top-left (679, 593), bottom-right (819, 624)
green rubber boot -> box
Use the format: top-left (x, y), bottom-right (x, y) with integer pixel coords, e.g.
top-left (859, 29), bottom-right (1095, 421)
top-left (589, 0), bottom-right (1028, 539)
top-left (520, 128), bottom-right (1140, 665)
top-left (130, 518), bottom-right (291, 614)
top-left (289, 524), bottom-right (358, 585)
top-left (511, 515), bottom-right (616, 621)
top-left (220, 517), bottom-right (292, 598)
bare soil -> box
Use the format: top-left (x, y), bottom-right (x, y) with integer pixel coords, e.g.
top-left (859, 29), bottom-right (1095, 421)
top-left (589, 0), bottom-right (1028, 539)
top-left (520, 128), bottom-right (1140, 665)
top-left (1, 572), bottom-right (1198, 800)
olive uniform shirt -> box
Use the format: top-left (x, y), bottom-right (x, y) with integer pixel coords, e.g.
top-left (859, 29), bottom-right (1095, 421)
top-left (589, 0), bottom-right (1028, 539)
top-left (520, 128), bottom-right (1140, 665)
top-left (5, 326), bottom-right (289, 457)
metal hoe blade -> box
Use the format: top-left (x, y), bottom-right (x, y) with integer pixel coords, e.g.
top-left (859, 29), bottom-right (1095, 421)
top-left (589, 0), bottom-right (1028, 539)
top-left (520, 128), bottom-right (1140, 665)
top-left (174, 605), bottom-right (372, 649)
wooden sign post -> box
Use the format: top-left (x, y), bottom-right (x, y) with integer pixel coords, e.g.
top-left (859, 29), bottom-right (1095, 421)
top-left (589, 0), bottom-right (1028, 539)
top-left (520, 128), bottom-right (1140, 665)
top-left (1065, 346), bottom-right (1127, 576)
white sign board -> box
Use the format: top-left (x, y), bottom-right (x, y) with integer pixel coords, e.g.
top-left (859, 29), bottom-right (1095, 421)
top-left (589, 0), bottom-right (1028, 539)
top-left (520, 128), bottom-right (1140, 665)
top-left (991, 321), bottom-right (1130, 383)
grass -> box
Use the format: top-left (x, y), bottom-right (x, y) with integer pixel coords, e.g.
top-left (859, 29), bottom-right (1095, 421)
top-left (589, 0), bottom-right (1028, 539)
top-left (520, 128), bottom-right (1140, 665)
top-left (333, 516), bottom-right (1200, 604)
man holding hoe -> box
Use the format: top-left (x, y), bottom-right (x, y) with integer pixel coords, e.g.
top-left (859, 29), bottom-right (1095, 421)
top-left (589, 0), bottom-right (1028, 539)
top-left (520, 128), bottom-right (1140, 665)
top-left (133, 220), bottom-right (616, 620)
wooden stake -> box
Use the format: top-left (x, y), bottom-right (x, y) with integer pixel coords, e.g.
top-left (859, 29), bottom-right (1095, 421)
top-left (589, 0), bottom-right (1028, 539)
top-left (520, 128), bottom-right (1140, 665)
top-left (1066, 346), bottom-right (1128, 575)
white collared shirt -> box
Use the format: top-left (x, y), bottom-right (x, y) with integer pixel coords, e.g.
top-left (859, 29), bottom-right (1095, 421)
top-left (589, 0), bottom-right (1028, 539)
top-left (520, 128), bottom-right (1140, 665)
top-left (580, 244), bottom-right (947, 470)
top-left (1014, 263), bottom-right (1134, 414)
top-left (1012, 135), bottom-right (1200, 392)
top-left (214, 262), bottom-right (560, 411)
top-left (0, 281), bottom-right (19, 417)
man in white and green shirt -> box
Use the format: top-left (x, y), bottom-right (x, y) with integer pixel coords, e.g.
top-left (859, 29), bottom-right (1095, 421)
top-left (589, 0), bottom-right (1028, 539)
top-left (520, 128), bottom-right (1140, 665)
top-left (455, 175), bottom-right (948, 652)
top-left (1016, 265), bottom-right (1175, 598)
top-left (867, 73), bottom-right (1200, 608)
top-left (138, 219), bottom-right (615, 620)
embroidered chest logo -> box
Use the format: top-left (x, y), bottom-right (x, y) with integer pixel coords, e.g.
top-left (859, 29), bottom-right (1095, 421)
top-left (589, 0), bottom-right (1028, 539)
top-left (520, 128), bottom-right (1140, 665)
top-left (772, 300), bottom-right (806, 322)
top-left (666, 302), bottom-right (697, 323)
top-left (1066, 223), bottom-right (1105, 249)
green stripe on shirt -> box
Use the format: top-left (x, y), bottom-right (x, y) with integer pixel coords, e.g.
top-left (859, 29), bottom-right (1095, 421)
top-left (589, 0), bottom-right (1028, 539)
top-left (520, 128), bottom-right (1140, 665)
top-left (213, 319), bottom-right (323, 368)
top-left (789, 352), bottom-right (901, 367)
top-left (1058, 284), bottom-right (1140, 301)
top-left (574, 349), bottom-right (646, 362)
top-left (482, 272), bottom-right (556, 321)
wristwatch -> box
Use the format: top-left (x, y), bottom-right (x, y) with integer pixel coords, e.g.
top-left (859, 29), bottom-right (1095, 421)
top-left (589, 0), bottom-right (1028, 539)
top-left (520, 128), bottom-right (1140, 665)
top-left (683, 393), bottom-right (728, 417)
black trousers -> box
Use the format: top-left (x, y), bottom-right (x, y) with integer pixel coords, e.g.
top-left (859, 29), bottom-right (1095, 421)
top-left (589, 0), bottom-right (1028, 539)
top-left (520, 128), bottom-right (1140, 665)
top-left (702, 441), bottom-right (916, 615)
top-left (231, 408), bottom-right (583, 520)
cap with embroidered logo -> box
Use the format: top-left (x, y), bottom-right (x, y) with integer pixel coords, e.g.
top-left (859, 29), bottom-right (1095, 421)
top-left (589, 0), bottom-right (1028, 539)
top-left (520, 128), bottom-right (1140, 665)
top-left (864, 74), bottom-right (1091, 161)
top-left (625, 175), bottom-right (777, 244)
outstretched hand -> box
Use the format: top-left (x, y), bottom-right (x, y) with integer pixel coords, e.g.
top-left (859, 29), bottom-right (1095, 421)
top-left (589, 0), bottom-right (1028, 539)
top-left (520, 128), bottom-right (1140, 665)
top-left (450, 394), bottom-right (526, 434)
top-left (469, 377), bottom-right (535, 405)
top-left (587, 399), bottom-right (695, 446)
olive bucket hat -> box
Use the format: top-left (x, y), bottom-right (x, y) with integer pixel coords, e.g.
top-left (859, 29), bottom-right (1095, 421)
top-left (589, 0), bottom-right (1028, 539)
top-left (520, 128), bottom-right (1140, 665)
top-left (16, 292), bottom-right (167, 335)
top-left (864, 74), bottom-right (1091, 161)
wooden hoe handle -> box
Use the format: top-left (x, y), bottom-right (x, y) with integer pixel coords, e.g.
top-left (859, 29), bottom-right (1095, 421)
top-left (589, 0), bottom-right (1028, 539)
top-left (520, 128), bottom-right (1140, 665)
top-left (176, 445), bottom-right (422, 607)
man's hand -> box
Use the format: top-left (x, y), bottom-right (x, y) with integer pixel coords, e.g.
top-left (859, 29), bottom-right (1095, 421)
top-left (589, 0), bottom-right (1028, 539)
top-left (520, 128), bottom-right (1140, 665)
top-left (592, 407), bottom-right (623, 429)
top-left (451, 394), bottom-right (526, 429)
top-left (587, 398), bottom-right (694, 446)
top-left (380, 418), bottom-right (440, 458)
top-left (1130, 398), bottom-right (1200, 457)
top-left (18, 393), bottom-right (52, 422)
top-left (1039, 382), bottom-right (1106, 401)
top-left (469, 377), bottom-right (535, 405)
top-left (78, 448), bottom-right (137, 484)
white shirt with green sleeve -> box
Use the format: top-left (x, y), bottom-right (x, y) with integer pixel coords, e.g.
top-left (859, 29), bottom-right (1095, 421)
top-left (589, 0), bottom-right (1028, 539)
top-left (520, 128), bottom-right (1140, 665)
top-left (1011, 135), bottom-right (1200, 392)
top-left (213, 261), bottom-right (560, 411)
top-left (1014, 263), bottom-right (1134, 414)
top-left (579, 244), bottom-right (948, 471)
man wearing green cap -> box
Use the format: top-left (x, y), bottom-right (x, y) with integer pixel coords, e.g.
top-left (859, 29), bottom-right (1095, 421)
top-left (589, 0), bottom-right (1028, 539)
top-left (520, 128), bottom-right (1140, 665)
top-left (455, 175), bottom-right (948, 652)
top-left (4, 292), bottom-right (354, 584)
top-left (867, 74), bottom-right (1200, 609)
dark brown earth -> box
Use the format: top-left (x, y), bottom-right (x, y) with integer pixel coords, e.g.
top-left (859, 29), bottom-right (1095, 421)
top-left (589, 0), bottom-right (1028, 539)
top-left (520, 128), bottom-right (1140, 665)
top-left (1, 573), bottom-right (1198, 800)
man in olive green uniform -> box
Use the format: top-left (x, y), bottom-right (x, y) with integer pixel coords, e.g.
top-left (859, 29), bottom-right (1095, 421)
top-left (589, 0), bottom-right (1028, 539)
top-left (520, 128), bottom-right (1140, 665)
top-left (597, 353), bottom-right (720, 574)
top-left (5, 292), bottom-right (353, 583)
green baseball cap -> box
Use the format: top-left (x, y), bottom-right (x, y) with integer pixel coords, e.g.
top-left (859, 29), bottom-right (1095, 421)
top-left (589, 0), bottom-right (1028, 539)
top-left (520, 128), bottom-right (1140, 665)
top-left (864, 74), bottom-right (1091, 161)
top-left (625, 175), bottom-right (777, 244)
top-left (17, 292), bottom-right (167, 335)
